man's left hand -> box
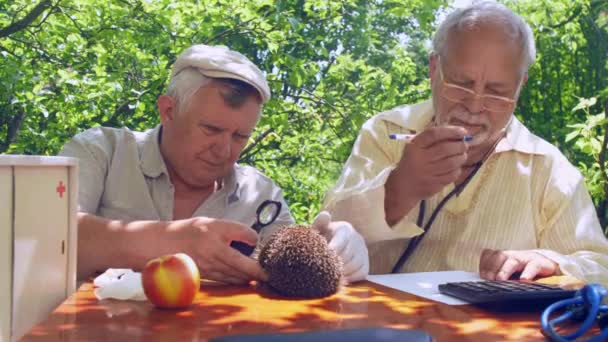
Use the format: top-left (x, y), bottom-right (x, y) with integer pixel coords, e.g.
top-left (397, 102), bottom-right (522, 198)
top-left (312, 211), bottom-right (369, 283)
top-left (479, 249), bottom-right (560, 281)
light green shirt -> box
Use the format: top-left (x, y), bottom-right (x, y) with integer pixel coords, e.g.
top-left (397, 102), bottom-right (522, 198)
top-left (324, 99), bottom-right (608, 285)
top-left (59, 125), bottom-right (294, 246)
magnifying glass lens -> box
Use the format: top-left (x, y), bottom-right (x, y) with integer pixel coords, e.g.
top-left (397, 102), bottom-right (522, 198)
top-left (258, 203), bottom-right (279, 225)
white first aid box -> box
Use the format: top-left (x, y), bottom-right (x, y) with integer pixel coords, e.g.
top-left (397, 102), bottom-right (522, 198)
top-left (0, 155), bottom-right (78, 341)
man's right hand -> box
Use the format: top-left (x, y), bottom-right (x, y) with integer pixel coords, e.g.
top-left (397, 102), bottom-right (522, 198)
top-left (397, 125), bottom-right (469, 198)
top-left (167, 217), bottom-right (267, 285)
top-left (385, 125), bottom-right (469, 225)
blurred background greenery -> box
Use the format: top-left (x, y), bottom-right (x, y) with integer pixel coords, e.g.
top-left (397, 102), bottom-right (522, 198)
top-left (1, 0), bottom-right (607, 231)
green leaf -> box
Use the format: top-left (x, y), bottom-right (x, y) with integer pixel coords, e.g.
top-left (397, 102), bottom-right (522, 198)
top-left (565, 130), bottom-right (580, 142)
top-left (572, 97), bottom-right (597, 112)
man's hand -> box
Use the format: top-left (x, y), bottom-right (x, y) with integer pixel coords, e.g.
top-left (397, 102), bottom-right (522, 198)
top-left (167, 217), bottom-right (268, 285)
top-left (312, 211), bottom-right (369, 283)
top-left (479, 249), bottom-right (560, 281)
top-left (393, 125), bottom-right (469, 199)
top-left (385, 126), bottom-right (469, 225)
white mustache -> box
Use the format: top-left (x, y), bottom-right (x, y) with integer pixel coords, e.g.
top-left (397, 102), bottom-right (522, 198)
top-left (445, 111), bottom-right (489, 128)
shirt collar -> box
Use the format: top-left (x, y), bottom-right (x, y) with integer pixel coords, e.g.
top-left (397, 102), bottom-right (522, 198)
top-left (139, 125), bottom-right (169, 178)
top-left (223, 166), bottom-right (241, 204)
top-left (495, 115), bottom-right (544, 155)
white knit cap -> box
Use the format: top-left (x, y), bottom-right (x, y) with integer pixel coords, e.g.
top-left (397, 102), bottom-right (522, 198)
top-left (171, 44), bottom-right (271, 103)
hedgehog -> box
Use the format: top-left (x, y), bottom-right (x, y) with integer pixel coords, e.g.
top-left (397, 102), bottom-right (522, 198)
top-left (258, 225), bottom-right (342, 298)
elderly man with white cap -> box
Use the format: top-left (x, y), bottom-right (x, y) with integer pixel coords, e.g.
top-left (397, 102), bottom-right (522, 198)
top-left (60, 44), bottom-right (369, 284)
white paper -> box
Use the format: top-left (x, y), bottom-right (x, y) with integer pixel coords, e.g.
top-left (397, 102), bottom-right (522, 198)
top-left (367, 271), bottom-right (482, 305)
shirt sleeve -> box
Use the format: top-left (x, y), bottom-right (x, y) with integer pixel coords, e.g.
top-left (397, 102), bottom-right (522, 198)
top-left (323, 116), bottom-right (424, 244)
top-left (534, 172), bottom-right (608, 286)
top-left (58, 128), bottom-right (113, 214)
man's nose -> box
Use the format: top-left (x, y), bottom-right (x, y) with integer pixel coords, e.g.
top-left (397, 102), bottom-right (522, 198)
top-left (464, 94), bottom-right (484, 114)
top-left (211, 133), bottom-right (231, 159)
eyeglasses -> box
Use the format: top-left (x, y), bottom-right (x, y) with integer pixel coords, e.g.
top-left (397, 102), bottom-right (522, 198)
top-left (437, 57), bottom-right (522, 113)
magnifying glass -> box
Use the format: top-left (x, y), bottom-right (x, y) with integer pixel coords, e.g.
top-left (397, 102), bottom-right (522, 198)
top-left (231, 200), bottom-right (282, 256)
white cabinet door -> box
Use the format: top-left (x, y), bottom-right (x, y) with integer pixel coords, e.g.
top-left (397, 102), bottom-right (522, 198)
top-left (0, 167), bottom-right (12, 342)
top-left (13, 166), bottom-right (69, 340)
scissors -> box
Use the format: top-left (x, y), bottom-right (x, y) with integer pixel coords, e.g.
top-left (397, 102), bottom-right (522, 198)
top-left (230, 200), bottom-right (282, 256)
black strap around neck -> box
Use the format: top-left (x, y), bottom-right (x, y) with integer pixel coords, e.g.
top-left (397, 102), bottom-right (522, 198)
top-left (390, 161), bottom-right (484, 274)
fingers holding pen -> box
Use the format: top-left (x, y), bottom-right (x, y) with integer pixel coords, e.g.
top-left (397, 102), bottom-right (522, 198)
top-left (392, 126), bottom-right (471, 162)
top-left (410, 126), bottom-right (470, 148)
top-left (388, 125), bottom-right (474, 200)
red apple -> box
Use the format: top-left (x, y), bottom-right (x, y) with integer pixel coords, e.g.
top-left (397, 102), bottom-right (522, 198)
top-left (141, 253), bottom-right (201, 309)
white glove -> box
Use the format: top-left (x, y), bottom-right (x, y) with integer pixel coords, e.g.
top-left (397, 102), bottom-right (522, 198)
top-left (312, 211), bottom-right (369, 283)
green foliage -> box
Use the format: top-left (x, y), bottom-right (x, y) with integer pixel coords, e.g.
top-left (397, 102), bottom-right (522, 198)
top-left (566, 97), bottom-right (608, 229)
top-left (509, 0), bottom-right (608, 226)
top-left (2, 0), bottom-right (608, 229)
top-left (1, 0), bottom-right (443, 222)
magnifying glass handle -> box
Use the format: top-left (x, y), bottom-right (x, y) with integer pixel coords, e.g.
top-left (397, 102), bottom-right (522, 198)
top-left (251, 222), bottom-right (263, 233)
top-left (230, 241), bottom-right (255, 256)
top-left (232, 222), bottom-right (263, 255)
top-left (232, 200), bottom-right (281, 256)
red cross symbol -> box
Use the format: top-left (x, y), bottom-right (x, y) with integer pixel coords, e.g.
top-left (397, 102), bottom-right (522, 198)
top-left (56, 181), bottom-right (66, 198)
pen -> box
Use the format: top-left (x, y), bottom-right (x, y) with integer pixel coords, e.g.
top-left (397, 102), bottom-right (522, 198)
top-left (388, 133), bottom-right (415, 141)
top-left (389, 133), bottom-right (474, 142)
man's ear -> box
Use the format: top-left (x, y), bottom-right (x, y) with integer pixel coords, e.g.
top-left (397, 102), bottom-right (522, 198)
top-left (157, 95), bottom-right (175, 124)
top-left (429, 54), bottom-right (439, 81)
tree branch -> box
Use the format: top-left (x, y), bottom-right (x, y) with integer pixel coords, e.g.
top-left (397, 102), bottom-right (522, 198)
top-left (599, 99), bottom-right (608, 227)
top-left (287, 91), bottom-right (353, 144)
top-left (0, 110), bottom-right (26, 153)
top-left (202, 9), bottom-right (272, 44)
top-left (0, 45), bottom-right (19, 59)
top-left (27, 1), bottom-right (60, 35)
top-left (0, 0), bottom-right (52, 38)
top-left (101, 88), bottom-right (154, 127)
top-left (239, 127), bottom-right (275, 161)
top-left (8, 35), bottom-right (69, 66)
top-left (548, 5), bottom-right (583, 29)
top-left (590, 0), bottom-right (608, 11)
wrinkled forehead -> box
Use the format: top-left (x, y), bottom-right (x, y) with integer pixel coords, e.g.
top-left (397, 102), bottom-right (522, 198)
top-left (445, 21), bottom-right (523, 57)
top-left (441, 23), bottom-right (525, 80)
top-left (181, 83), bottom-right (261, 127)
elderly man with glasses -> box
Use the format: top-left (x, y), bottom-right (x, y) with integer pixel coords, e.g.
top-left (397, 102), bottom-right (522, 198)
top-left (323, 1), bottom-right (608, 285)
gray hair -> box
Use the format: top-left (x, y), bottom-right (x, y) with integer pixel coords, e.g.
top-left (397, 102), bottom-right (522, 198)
top-left (432, 1), bottom-right (536, 74)
top-left (165, 67), bottom-right (211, 114)
top-left (165, 67), bottom-right (262, 115)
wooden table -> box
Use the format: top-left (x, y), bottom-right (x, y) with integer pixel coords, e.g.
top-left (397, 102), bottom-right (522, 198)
top-left (19, 279), bottom-right (567, 341)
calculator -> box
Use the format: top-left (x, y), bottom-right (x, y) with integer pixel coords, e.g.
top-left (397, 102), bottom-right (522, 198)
top-left (438, 280), bottom-right (577, 306)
